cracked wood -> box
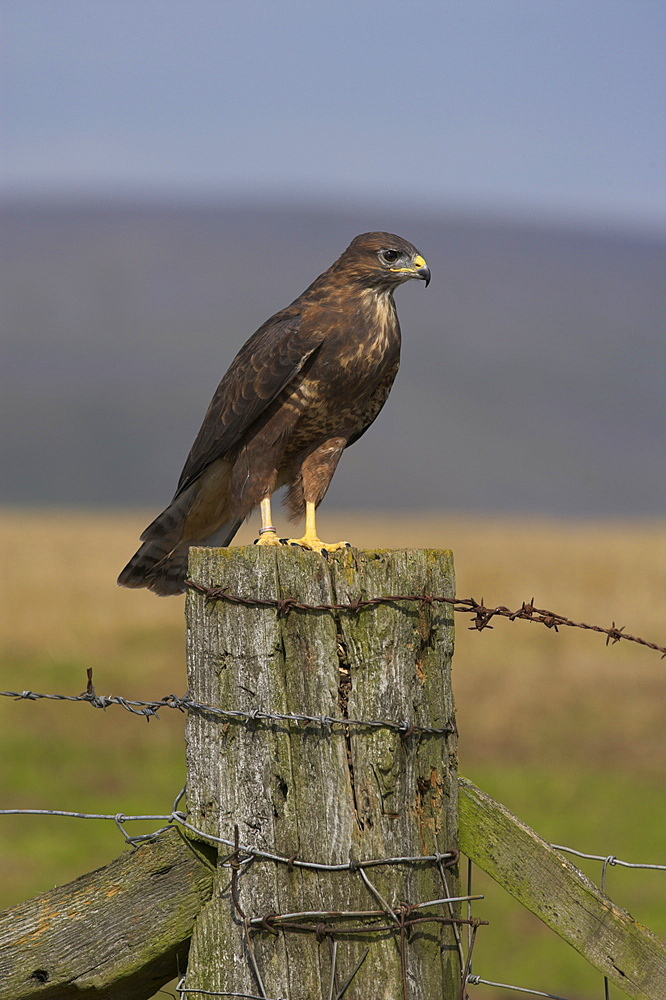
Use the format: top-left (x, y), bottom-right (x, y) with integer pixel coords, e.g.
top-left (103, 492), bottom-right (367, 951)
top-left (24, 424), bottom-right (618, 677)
top-left (184, 545), bottom-right (459, 1000)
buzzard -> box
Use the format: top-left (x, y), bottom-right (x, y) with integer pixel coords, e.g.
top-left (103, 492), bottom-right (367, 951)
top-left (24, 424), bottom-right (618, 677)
top-left (118, 232), bottom-right (430, 595)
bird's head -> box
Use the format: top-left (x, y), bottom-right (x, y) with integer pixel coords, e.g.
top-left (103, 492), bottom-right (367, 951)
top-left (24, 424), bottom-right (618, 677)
top-left (339, 232), bottom-right (431, 291)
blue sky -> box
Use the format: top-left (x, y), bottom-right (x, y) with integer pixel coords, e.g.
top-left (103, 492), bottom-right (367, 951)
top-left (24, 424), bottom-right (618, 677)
top-left (3, 0), bottom-right (665, 232)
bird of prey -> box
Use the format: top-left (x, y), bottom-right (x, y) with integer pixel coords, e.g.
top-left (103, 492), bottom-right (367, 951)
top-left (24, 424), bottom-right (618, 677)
top-left (118, 231), bottom-right (430, 596)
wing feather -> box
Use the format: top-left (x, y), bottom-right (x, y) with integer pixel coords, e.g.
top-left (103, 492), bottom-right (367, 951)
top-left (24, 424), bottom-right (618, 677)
top-left (174, 310), bottom-right (322, 497)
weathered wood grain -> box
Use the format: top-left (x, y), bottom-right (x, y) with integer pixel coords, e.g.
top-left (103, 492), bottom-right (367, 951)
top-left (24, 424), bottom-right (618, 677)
top-left (0, 828), bottom-right (214, 1000)
top-left (184, 545), bottom-right (458, 1000)
top-left (458, 777), bottom-right (666, 1000)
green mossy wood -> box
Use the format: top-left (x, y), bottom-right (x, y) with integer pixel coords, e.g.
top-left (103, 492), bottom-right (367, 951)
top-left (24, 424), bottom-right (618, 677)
top-left (459, 778), bottom-right (666, 1000)
top-left (184, 545), bottom-right (459, 1000)
top-left (0, 829), bottom-right (214, 1000)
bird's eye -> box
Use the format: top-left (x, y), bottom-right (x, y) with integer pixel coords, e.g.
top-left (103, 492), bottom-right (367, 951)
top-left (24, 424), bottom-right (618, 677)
top-left (381, 249), bottom-right (400, 264)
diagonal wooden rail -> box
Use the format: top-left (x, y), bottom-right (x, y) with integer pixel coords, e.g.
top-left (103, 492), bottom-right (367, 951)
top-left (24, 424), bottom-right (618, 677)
top-left (459, 777), bottom-right (666, 999)
top-left (1, 548), bottom-right (663, 1000)
top-left (1, 784), bottom-right (664, 999)
top-left (0, 828), bottom-right (214, 1000)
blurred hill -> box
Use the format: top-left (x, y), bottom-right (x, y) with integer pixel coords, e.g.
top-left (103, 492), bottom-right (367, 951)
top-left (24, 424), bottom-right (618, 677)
top-left (1, 199), bottom-right (664, 515)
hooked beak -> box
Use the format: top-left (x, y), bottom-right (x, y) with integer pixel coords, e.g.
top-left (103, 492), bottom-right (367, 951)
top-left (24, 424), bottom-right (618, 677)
top-left (390, 253), bottom-right (431, 287)
top-left (416, 262), bottom-right (431, 287)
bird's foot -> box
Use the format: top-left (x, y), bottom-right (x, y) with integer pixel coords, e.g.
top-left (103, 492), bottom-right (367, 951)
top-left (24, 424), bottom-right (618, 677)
top-left (279, 534), bottom-right (351, 556)
top-left (254, 529), bottom-right (282, 547)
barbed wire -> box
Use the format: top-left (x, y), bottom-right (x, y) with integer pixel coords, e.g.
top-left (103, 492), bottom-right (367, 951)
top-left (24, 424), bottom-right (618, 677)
top-left (245, 898), bottom-right (484, 932)
top-left (185, 579), bottom-right (666, 657)
top-left (3, 579), bottom-right (663, 997)
top-left (0, 674), bottom-right (454, 736)
top-left (1, 791), bottom-right (483, 998)
top-left (0, 800), bottom-right (480, 998)
top-left (0, 787), bottom-right (478, 1000)
top-left (220, 818), bottom-right (486, 1000)
top-left (2, 789), bottom-right (662, 1000)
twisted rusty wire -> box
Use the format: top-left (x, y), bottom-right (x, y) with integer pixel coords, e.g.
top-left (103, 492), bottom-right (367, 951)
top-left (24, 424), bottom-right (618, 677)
top-left (1, 788), bottom-right (660, 1000)
top-left (3, 578), bottom-right (662, 997)
top-left (196, 816), bottom-right (472, 1000)
top-left (0, 673), bottom-right (454, 736)
top-left (185, 579), bottom-right (666, 657)
top-left (245, 895), bottom-right (486, 1000)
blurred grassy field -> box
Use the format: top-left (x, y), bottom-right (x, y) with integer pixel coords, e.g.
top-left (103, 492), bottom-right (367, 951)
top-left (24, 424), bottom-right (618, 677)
top-left (1, 507), bottom-right (664, 1000)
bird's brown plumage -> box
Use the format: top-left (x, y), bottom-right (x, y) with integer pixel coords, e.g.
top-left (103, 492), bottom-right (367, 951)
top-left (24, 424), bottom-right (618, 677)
top-left (118, 232), bottom-right (430, 595)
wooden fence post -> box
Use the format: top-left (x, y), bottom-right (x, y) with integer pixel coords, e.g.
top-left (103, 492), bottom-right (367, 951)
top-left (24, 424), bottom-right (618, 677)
top-left (183, 545), bottom-right (459, 1000)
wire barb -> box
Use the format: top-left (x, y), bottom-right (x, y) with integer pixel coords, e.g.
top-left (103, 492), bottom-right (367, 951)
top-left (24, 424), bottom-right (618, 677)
top-left (184, 580), bottom-right (666, 657)
top-left (3, 577), bottom-right (663, 998)
top-left (0, 687), bottom-right (455, 736)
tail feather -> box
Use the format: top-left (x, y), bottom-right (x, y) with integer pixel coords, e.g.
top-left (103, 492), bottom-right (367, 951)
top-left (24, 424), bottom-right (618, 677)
top-left (118, 491), bottom-right (191, 595)
top-left (117, 538), bottom-right (191, 596)
top-left (202, 517), bottom-right (244, 548)
top-left (139, 502), bottom-right (186, 543)
top-left (118, 498), bottom-right (244, 597)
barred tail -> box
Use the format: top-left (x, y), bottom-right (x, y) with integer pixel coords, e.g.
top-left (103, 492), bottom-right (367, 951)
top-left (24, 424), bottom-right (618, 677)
top-left (118, 490), bottom-right (243, 597)
top-left (117, 494), bottom-right (192, 596)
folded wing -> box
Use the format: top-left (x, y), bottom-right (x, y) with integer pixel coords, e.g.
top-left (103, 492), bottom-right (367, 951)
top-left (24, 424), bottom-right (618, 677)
top-left (174, 310), bottom-right (324, 498)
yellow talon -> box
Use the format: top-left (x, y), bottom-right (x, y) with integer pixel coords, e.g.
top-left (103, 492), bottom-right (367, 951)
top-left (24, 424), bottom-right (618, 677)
top-left (281, 535), bottom-right (350, 554)
top-left (280, 501), bottom-right (350, 554)
top-left (254, 530), bottom-right (282, 546)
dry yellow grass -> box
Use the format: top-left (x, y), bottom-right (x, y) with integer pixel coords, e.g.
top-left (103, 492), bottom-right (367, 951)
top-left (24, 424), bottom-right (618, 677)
top-left (2, 506), bottom-right (663, 769)
top-left (1, 508), bottom-right (664, 999)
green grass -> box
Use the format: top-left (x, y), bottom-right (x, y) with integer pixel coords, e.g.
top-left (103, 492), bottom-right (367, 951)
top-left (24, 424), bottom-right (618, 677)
top-left (462, 765), bottom-right (666, 999)
top-left (1, 509), bottom-right (664, 1000)
top-left (0, 657), bottom-right (187, 907)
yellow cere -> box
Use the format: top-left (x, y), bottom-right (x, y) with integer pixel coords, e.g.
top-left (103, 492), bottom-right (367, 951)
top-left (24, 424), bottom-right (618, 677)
top-left (390, 253), bottom-right (428, 273)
